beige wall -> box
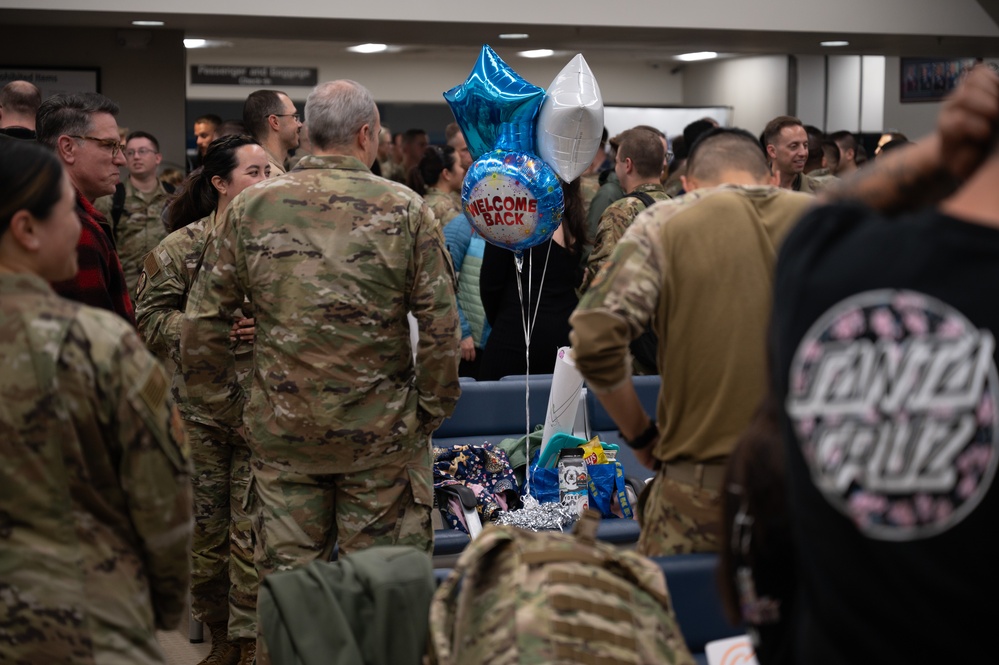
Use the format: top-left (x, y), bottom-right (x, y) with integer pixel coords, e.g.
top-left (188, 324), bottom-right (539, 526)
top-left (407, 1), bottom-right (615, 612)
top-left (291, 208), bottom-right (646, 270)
top-left (681, 55), bottom-right (791, 136)
top-left (0, 25), bottom-right (188, 167)
top-left (184, 49), bottom-right (684, 107)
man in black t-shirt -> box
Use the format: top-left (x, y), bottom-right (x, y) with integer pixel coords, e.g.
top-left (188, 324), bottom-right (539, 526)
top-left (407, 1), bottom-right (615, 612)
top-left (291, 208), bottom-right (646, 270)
top-left (0, 80), bottom-right (40, 140)
top-left (771, 66), bottom-right (999, 664)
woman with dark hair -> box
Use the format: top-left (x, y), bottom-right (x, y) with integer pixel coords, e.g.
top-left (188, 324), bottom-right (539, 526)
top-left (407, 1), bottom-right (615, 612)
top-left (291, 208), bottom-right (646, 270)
top-left (0, 141), bottom-right (191, 663)
top-left (477, 178), bottom-right (588, 378)
top-left (135, 134), bottom-right (269, 665)
top-left (407, 144), bottom-right (465, 225)
top-left (717, 393), bottom-right (794, 665)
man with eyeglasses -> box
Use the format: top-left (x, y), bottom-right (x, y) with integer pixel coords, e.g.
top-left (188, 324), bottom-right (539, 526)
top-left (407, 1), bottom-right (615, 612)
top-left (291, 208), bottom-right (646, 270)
top-left (35, 92), bottom-right (136, 326)
top-left (243, 89), bottom-right (301, 176)
top-left (94, 131), bottom-right (173, 297)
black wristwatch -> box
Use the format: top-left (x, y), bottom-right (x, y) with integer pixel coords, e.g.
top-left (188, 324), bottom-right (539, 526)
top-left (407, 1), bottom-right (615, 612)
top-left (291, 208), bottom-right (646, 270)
top-left (623, 420), bottom-right (659, 450)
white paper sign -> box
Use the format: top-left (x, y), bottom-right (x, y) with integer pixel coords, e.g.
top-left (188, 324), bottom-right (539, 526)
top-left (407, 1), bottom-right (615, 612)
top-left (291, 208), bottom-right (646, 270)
top-left (541, 347), bottom-right (585, 446)
top-left (705, 635), bottom-right (759, 665)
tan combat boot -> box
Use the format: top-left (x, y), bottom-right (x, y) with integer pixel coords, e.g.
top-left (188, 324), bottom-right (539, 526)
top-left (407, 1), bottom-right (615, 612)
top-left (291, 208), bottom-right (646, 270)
top-left (237, 639), bottom-right (256, 665)
top-left (197, 620), bottom-right (240, 665)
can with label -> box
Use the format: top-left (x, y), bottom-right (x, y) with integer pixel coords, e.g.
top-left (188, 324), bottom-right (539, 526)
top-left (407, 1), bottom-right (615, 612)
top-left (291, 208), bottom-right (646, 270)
top-left (558, 447), bottom-right (589, 516)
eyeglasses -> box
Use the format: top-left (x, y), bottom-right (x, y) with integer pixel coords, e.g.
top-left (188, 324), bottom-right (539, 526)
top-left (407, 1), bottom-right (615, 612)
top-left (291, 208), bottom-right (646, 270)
top-left (125, 148), bottom-right (158, 158)
top-left (272, 113), bottom-right (301, 122)
top-left (68, 135), bottom-right (125, 158)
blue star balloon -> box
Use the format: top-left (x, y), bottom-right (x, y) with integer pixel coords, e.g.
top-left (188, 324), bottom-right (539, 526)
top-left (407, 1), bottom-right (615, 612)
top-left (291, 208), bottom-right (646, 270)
top-left (444, 45), bottom-right (546, 160)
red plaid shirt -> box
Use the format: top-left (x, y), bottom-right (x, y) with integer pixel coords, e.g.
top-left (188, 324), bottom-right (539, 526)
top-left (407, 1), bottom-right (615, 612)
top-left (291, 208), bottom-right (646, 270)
top-left (52, 191), bottom-right (136, 327)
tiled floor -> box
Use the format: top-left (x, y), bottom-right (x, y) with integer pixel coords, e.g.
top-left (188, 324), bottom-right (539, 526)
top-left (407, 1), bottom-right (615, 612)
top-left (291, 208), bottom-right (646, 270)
top-left (157, 610), bottom-right (211, 665)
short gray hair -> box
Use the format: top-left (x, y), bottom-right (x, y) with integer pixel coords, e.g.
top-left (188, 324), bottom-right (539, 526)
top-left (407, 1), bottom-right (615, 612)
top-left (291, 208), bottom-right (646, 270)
top-left (305, 80), bottom-right (377, 150)
top-left (36, 92), bottom-right (119, 151)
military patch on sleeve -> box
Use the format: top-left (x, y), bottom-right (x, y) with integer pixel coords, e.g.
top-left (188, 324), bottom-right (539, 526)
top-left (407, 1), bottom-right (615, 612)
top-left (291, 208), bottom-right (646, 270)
top-left (143, 252), bottom-right (161, 278)
top-left (136, 271), bottom-right (148, 299)
top-left (138, 366), bottom-right (168, 416)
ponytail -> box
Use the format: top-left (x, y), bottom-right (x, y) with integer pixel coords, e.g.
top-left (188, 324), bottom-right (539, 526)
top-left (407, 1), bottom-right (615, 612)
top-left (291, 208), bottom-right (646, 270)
top-left (164, 134), bottom-right (261, 232)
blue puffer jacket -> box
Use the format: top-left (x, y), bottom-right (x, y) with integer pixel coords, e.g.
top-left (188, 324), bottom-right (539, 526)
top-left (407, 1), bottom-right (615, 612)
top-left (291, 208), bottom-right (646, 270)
top-left (443, 214), bottom-right (491, 348)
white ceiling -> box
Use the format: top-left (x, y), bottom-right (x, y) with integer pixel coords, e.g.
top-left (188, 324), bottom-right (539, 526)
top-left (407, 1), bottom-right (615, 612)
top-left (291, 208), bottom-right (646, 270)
top-left (2, 6), bottom-right (999, 67)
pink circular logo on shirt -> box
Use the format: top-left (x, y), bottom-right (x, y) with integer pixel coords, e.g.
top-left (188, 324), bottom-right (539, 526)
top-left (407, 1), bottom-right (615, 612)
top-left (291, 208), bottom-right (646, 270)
top-left (787, 290), bottom-right (998, 540)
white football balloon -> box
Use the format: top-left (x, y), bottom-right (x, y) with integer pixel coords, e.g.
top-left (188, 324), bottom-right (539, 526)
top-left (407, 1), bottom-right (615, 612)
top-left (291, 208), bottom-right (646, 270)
top-left (536, 54), bottom-right (604, 182)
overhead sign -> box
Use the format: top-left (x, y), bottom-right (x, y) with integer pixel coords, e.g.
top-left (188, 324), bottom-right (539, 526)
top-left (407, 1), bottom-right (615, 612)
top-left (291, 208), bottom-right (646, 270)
top-left (190, 65), bottom-right (318, 87)
top-left (0, 67), bottom-right (100, 96)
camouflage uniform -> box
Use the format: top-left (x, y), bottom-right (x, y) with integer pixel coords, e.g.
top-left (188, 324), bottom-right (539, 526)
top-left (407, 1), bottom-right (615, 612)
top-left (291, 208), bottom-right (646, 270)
top-left (449, 190), bottom-right (463, 215)
top-left (94, 179), bottom-right (171, 297)
top-left (264, 148), bottom-right (287, 178)
top-left (430, 513), bottom-right (696, 665)
top-left (570, 185), bottom-right (813, 555)
top-left (663, 167), bottom-right (686, 198)
top-left (134, 213), bottom-right (258, 640)
top-left (180, 154), bottom-right (460, 595)
top-left (385, 161), bottom-right (406, 184)
top-left (0, 272), bottom-right (191, 665)
top-left (803, 171), bottom-right (838, 193)
top-left (424, 188), bottom-right (461, 227)
top-left (793, 172), bottom-right (835, 194)
top-left (579, 172), bottom-right (601, 220)
top-left (584, 170), bottom-right (625, 250)
top-left (582, 182), bottom-right (670, 293)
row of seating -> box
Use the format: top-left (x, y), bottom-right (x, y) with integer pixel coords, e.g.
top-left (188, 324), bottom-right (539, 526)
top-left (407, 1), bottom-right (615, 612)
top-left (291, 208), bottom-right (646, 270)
top-left (431, 374), bottom-right (661, 559)
top-left (435, 374), bottom-right (661, 480)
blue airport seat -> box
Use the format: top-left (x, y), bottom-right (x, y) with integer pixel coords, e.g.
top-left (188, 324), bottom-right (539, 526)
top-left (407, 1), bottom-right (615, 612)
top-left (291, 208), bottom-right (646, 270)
top-left (585, 375), bottom-right (661, 483)
top-left (432, 378), bottom-right (552, 448)
top-left (653, 553), bottom-right (742, 662)
top-left (593, 516), bottom-right (641, 545)
top-left (497, 373), bottom-right (554, 382)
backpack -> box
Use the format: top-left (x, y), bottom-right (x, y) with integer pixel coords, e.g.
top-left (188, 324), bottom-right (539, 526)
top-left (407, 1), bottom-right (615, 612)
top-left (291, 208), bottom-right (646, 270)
top-left (625, 190), bottom-right (657, 208)
top-left (429, 510), bottom-right (695, 665)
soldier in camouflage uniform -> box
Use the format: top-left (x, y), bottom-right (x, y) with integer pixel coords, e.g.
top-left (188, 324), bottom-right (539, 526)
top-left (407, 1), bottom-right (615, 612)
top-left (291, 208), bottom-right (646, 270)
top-left (582, 128), bottom-right (671, 375)
top-left (0, 139), bottom-right (191, 664)
top-left (570, 129), bottom-right (813, 555)
top-left (94, 131), bottom-right (172, 297)
top-left (582, 127), bottom-right (671, 294)
top-left (407, 144), bottom-right (465, 226)
top-left (180, 79), bottom-right (461, 660)
top-left (136, 135), bottom-right (271, 665)
top-left (243, 89), bottom-right (301, 177)
top-left (578, 127), bottom-right (609, 221)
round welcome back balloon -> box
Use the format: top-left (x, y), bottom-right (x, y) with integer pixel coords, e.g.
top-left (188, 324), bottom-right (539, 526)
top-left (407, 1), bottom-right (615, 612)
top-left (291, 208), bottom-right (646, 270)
top-left (463, 149), bottom-right (564, 254)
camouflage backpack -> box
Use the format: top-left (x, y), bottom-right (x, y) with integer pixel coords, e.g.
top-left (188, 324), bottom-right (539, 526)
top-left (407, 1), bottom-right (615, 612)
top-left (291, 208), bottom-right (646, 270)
top-left (429, 510), bottom-right (695, 665)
